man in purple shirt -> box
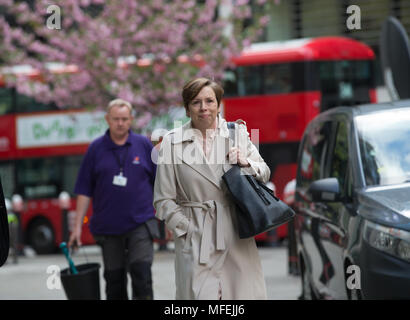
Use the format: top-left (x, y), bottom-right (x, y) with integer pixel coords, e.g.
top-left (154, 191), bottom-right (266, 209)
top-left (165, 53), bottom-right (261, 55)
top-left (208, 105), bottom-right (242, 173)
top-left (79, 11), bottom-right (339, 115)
top-left (68, 99), bottom-right (158, 300)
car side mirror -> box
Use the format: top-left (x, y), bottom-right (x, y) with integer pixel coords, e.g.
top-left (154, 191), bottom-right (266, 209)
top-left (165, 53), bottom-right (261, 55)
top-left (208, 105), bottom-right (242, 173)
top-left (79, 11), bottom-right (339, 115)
top-left (308, 177), bottom-right (341, 202)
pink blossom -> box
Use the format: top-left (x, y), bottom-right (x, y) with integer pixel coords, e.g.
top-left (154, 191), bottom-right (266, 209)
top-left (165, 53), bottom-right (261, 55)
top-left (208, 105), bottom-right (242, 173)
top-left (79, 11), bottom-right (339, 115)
top-left (259, 15), bottom-right (270, 27)
top-left (0, 0), bottom-right (13, 6)
top-left (0, 0), bottom-right (268, 114)
top-left (236, 0), bottom-right (249, 5)
top-left (118, 86), bottom-right (134, 103)
top-left (135, 112), bottom-right (152, 129)
top-left (70, 72), bottom-right (92, 91)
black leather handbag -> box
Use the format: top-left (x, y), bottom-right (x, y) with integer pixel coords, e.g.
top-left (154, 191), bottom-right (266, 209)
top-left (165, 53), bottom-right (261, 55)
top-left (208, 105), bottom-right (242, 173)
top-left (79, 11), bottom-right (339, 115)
top-left (222, 122), bottom-right (295, 239)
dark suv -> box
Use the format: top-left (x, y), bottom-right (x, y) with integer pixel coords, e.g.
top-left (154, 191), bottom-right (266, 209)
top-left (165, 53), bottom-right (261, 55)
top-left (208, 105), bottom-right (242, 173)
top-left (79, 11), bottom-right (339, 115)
top-left (295, 100), bottom-right (410, 299)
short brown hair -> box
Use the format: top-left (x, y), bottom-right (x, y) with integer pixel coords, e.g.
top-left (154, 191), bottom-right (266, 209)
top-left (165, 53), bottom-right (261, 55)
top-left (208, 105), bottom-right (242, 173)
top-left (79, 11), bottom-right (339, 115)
top-left (182, 78), bottom-right (224, 110)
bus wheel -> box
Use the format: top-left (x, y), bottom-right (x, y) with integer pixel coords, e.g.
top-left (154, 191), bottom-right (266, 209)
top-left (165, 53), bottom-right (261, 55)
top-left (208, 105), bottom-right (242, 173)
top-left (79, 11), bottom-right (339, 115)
top-left (28, 219), bottom-right (56, 254)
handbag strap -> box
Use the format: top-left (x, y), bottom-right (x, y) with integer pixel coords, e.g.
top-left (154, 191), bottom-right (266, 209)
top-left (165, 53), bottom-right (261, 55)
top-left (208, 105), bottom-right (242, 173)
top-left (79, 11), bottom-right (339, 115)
top-left (227, 119), bottom-right (246, 147)
top-left (227, 121), bottom-right (236, 146)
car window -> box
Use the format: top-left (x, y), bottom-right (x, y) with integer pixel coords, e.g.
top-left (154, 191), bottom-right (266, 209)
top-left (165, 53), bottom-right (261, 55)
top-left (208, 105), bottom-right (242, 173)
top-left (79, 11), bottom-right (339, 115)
top-left (345, 165), bottom-right (353, 199)
top-left (356, 108), bottom-right (410, 186)
top-left (329, 121), bottom-right (349, 196)
top-left (298, 121), bottom-right (333, 189)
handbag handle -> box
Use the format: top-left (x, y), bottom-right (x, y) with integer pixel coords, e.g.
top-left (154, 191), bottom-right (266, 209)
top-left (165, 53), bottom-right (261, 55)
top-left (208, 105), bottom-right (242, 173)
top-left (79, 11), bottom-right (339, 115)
top-left (246, 175), bottom-right (271, 205)
top-left (227, 120), bottom-right (246, 148)
top-left (259, 180), bottom-right (280, 202)
top-left (228, 121), bottom-right (274, 206)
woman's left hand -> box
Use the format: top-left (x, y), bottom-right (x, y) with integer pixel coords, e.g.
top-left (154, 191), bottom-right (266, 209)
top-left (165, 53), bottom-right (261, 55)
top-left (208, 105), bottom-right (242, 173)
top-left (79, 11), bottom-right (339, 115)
top-left (228, 147), bottom-right (250, 167)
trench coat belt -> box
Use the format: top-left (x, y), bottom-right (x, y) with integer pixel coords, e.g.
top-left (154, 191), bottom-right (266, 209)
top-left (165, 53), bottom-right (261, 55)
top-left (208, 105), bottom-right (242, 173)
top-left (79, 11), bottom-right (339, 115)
top-left (179, 200), bottom-right (226, 264)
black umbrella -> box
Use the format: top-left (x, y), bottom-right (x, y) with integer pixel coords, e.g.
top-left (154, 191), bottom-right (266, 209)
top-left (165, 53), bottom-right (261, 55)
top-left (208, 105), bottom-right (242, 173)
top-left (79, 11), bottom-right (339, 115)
top-left (0, 177), bottom-right (9, 267)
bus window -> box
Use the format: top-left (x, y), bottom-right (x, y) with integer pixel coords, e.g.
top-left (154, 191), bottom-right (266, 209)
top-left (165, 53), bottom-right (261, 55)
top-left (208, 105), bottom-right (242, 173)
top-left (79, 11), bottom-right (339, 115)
top-left (0, 88), bottom-right (14, 115)
top-left (264, 64), bottom-right (291, 94)
top-left (0, 162), bottom-right (15, 198)
top-left (318, 60), bottom-right (373, 111)
top-left (16, 92), bottom-right (58, 113)
top-left (237, 65), bottom-right (263, 96)
top-left (62, 155), bottom-right (83, 196)
top-left (16, 157), bottom-right (62, 199)
top-left (223, 62), bottom-right (311, 98)
top-left (222, 69), bottom-right (238, 97)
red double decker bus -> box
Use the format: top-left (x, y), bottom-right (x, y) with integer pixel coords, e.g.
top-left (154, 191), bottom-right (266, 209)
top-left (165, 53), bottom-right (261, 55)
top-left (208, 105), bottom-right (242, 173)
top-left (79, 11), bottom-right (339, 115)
top-left (222, 36), bottom-right (376, 242)
top-left (0, 66), bottom-right (105, 253)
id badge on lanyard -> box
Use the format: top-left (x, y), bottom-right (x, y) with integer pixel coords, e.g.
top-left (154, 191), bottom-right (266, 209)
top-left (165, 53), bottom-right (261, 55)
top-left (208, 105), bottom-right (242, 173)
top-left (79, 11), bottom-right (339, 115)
top-left (112, 146), bottom-right (129, 187)
top-left (113, 172), bottom-right (127, 187)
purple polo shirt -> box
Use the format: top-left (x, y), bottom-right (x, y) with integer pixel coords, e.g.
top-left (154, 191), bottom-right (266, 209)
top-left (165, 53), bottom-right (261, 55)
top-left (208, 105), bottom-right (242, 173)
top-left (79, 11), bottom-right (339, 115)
top-left (74, 130), bottom-right (156, 235)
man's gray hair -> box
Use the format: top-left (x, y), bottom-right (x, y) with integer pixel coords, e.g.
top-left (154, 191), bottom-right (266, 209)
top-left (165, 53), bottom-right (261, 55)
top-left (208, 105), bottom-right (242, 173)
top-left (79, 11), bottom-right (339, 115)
top-left (107, 98), bottom-right (133, 113)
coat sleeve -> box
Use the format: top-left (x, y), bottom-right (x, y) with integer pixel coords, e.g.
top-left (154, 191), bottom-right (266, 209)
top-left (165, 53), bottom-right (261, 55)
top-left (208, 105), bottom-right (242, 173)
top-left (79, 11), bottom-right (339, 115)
top-left (238, 124), bottom-right (271, 184)
top-left (153, 134), bottom-right (189, 238)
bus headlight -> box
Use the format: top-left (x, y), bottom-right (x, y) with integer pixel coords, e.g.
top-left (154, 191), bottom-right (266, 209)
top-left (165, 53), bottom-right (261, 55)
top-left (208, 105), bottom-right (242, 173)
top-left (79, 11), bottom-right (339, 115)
top-left (363, 220), bottom-right (410, 263)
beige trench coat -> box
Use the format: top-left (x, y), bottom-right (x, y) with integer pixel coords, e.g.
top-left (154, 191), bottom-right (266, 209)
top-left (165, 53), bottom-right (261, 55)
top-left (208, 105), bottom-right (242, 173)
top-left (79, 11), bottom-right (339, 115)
top-left (153, 116), bottom-right (270, 300)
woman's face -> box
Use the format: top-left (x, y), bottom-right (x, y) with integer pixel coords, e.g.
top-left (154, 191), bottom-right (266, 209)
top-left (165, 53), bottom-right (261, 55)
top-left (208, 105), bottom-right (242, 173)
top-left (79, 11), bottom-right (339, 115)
top-left (187, 86), bottom-right (220, 132)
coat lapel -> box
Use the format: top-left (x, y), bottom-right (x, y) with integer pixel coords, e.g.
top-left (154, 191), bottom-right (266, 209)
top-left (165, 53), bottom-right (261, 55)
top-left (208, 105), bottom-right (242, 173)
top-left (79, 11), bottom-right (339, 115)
top-left (171, 121), bottom-right (222, 189)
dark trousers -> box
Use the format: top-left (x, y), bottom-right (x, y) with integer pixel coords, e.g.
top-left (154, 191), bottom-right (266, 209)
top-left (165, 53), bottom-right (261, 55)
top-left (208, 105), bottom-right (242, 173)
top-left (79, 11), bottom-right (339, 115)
top-left (94, 223), bottom-right (154, 300)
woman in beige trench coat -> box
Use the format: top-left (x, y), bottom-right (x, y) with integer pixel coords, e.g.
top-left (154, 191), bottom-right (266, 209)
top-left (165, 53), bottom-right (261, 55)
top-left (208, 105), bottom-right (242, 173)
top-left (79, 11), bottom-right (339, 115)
top-left (153, 78), bottom-right (270, 300)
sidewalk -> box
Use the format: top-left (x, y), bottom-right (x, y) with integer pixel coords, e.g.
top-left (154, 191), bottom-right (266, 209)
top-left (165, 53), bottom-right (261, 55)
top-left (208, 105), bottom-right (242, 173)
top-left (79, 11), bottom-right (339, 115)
top-left (0, 245), bottom-right (300, 300)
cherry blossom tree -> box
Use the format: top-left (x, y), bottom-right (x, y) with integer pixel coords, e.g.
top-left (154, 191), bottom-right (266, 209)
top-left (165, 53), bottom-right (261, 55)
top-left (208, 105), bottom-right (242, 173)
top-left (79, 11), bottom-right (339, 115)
top-left (0, 0), bottom-right (270, 127)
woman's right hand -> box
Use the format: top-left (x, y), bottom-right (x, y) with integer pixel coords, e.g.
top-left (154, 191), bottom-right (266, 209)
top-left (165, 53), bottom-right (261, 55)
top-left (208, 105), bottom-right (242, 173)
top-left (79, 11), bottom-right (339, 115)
top-left (228, 147), bottom-right (250, 167)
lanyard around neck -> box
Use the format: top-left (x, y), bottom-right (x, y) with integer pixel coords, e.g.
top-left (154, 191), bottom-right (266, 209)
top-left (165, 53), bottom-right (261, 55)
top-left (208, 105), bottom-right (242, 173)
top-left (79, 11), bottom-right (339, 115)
top-left (112, 145), bottom-right (129, 175)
